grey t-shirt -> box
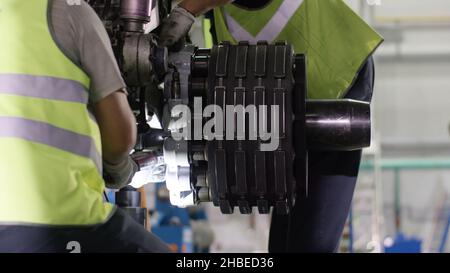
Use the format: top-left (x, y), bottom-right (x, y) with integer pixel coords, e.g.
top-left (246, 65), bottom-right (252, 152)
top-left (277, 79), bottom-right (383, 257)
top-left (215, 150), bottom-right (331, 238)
top-left (49, 0), bottom-right (126, 105)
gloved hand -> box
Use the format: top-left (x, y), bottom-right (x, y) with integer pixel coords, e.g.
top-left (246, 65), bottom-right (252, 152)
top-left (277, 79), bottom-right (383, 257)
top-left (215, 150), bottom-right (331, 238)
top-left (129, 151), bottom-right (166, 189)
top-left (103, 156), bottom-right (139, 190)
top-left (158, 6), bottom-right (195, 49)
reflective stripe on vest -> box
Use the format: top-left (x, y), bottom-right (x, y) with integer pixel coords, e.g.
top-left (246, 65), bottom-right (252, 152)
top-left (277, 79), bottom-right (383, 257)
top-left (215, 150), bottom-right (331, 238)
top-left (224, 0), bottom-right (304, 43)
top-left (0, 74), bottom-right (89, 104)
top-left (0, 117), bottom-right (102, 171)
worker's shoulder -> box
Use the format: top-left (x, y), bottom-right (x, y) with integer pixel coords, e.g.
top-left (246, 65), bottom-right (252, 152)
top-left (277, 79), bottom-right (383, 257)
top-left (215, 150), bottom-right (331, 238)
top-left (51, 0), bottom-right (85, 12)
top-left (48, 0), bottom-right (104, 67)
top-left (51, 0), bottom-right (98, 23)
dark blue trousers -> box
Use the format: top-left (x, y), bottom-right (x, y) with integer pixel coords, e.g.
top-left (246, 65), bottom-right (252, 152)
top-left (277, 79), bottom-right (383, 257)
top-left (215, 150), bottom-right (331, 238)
top-left (269, 57), bottom-right (375, 252)
top-left (0, 208), bottom-right (170, 253)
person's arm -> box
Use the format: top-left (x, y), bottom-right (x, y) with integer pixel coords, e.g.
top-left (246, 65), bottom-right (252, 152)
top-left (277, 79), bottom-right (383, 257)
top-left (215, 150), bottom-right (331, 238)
top-left (93, 91), bottom-right (139, 190)
top-left (92, 91), bottom-right (137, 165)
top-left (51, 1), bottom-right (139, 189)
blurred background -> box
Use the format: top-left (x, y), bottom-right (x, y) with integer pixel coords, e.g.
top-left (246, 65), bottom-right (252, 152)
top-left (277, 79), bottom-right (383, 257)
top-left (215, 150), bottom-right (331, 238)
top-left (347, 0), bottom-right (450, 253)
top-left (143, 0), bottom-right (450, 253)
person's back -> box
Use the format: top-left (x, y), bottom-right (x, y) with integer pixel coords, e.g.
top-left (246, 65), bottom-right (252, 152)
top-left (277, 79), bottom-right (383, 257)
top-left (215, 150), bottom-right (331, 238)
top-left (214, 0), bottom-right (383, 99)
top-left (0, 0), bottom-right (112, 226)
top-left (0, 0), bottom-right (170, 253)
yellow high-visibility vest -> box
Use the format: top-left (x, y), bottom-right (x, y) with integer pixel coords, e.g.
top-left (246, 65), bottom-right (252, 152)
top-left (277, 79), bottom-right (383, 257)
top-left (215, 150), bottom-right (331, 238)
top-left (0, 0), bottom-right (113, 225)
top-left (214, 0), bottom-right (383, 99)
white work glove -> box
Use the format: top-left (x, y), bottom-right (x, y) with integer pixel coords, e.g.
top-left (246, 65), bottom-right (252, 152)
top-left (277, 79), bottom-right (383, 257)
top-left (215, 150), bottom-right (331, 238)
top-left (159, 6), bottom-right (195, 49)
top-left (129, 151), bottom-right (167, 189)
top-left (103, 156), bottom-right (139, 190)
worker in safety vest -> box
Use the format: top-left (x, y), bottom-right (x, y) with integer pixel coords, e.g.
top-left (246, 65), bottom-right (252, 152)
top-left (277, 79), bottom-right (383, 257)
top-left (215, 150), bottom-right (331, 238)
top-left (162, 0), bottom-right (383, 252)
top-left (0, 0), bottom-right (229, 253)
